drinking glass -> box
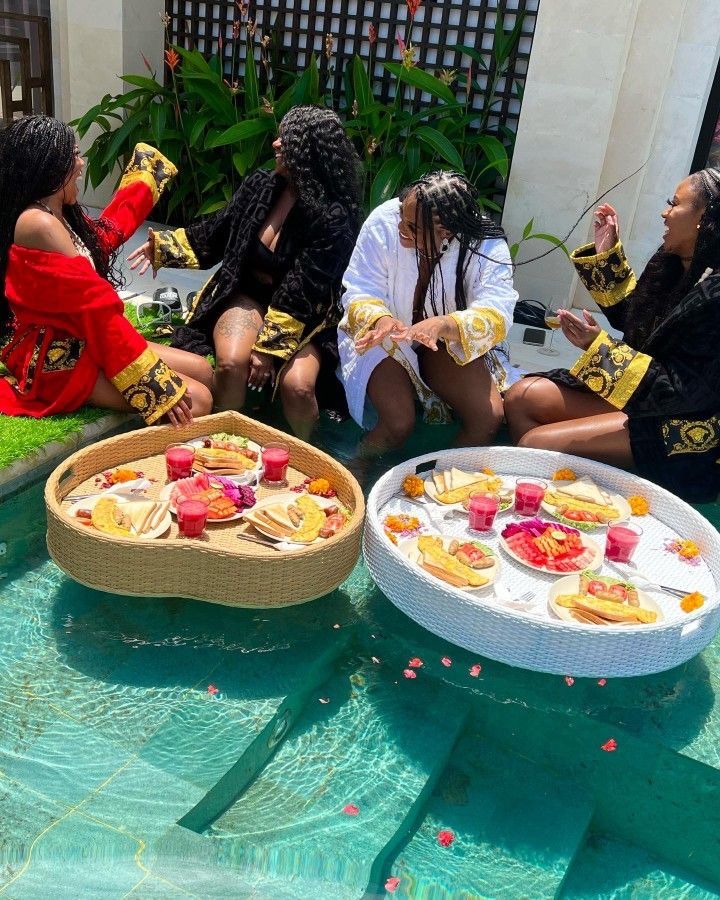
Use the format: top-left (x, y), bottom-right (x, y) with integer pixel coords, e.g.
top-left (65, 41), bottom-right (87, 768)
top-left (262, 442), bottom-right (290, 484)
top-left (605, 522), bottom-right (643, 563)
top-left (514, 479), bottom-right (547, 516)
top-left (165, 443), bottom-right (195, 481)
top-left (176, 498), bottom-right (208, 537)
top-left (468, 491), bottom-right (500, 531)
top-left (539, 299), bottom-right (562, 356)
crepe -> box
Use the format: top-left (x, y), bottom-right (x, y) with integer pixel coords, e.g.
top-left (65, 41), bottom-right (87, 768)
top-left (90, 497), bottom-right (134, 538)
top-left (556, 593), bottom-right (657, 624)
top-left (292, 496), bottom-right (326, 543)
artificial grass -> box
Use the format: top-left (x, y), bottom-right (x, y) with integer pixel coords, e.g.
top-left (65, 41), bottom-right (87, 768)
top-left (0, 406), bottom-right (109, 470)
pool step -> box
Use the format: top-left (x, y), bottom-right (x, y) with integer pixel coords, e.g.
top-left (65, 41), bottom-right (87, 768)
top-left (203, 661), bottom-right (469, 897)
top-left (388, 731), bottom-right (594, 899)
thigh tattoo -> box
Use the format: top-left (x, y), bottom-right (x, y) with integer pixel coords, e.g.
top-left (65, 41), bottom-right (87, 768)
top-left (216, 305), bottom-right (263, 339)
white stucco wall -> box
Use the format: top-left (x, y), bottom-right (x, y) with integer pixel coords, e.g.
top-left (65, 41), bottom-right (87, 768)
top-left (49, 0), bottom-right (164, 205)
top-left (502, 0), bottom-right (720, 308)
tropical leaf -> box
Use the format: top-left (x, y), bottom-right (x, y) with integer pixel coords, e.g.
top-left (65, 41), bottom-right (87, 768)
top-left (384, 62), bottom-right (457, 105)
top-left (352, 55), bottom-right (373, 113)
top-left (206, 117), bottom-right (274, 148)
top-left (370, 157), bottom-right (406, 207)
top-left (473, 134), bottom-right (509, 180)
top-left (414, 126), bottom-right (465, 170)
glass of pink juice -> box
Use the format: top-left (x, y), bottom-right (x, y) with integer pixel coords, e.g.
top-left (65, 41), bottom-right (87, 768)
top-left (605, 522), bottom-right (642, 563)
top-left (165, 444), bottom-right (195, 481)
top-left (176, 498), bottom-right (208, 537)
top-left (262, 442), bottom-right (290, 484)
top-left (514, 479), bottom-right (547, 516)
top-left (468, 492), bottom-right (500, 531)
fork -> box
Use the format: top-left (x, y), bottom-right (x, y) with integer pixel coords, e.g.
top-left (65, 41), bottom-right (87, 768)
top-left (494, 584), bottom-right (535, 607)
top-left (236, 532), bottom-right (284, 551)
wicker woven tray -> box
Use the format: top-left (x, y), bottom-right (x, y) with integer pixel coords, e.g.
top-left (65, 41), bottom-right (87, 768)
top-left (45, 412), bottom-right (364, 608)
top-left (364, 447), bottom-right (720, 677)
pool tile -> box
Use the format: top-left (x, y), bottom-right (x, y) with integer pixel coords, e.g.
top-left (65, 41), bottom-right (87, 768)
top-left (1, 715), bottom-right (131, 808)
top-left (4, 812), bottom-right (143, 899)
top-left (0, 696), bottom-right (61, 765)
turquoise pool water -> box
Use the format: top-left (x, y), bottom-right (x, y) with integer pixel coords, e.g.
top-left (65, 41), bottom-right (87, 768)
top-left (2, 418), bottom-right (720, 898)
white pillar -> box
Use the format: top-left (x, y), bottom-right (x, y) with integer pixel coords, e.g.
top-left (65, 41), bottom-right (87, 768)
top-left (502, 0), bottom-right (720, 309)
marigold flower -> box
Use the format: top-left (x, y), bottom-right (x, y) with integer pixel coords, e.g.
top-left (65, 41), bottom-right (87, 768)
top-left (308, 477), bottom-right (336, 497)
top-left (552, 468), bottom-right (577, 482)
top-left (481, 466), bottom-right (496, 476)
top-left (627, 495), bottom-right (650, 516)
top-left (164, 47), bottom-right (180, 71)
top-left (402, 474), bottom-right (424, 498)
top-left (678, 540), bottom-right (700, 559)
top-left (384, 529), bottom-right (398, 545)
top-left (680, 591), bottom-right (705, 613)
top-left (384, 513), bottom-right (421, 533)
top-left (108, 468), bottom-right (141, 484)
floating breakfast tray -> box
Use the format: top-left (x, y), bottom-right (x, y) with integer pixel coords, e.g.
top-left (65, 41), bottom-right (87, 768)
top-left (364, 447), bottom-right (720, 677)
top-left (45, 411), bottom-right (364, 608)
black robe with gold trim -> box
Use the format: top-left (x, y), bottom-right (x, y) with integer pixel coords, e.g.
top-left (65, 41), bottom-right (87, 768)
top-left (544, 241), bottom-right (720, 503)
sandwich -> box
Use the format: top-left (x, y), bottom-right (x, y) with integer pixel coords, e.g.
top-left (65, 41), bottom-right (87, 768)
top-left (417, 535), bottom-right (489, 587)
top-left (194, 446), bottom-right (256, 474)
top-left (555, 593), bottom-right (656, 624)
top-left (433, 467), bottom-right (502, 505)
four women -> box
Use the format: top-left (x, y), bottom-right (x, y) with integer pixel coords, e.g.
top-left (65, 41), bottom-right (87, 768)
top-left (3, 109), bottom-right (719, 503)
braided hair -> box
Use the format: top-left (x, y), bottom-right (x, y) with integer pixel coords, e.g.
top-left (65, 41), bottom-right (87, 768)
top-left (0, 115), bottom-right (119, 332)
top-left (622, 168), bottom-right (720, 347)
top-left (278, 106), bottom-right (363, 235)
top-left (399, 170), bottom-right (508, 317)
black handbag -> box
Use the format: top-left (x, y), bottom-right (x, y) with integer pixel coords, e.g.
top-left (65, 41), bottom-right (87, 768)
top-left (513, 298), bottom-right (549, 329)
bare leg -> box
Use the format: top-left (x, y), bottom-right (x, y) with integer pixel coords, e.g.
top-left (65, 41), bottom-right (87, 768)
top-left (362, 357), bottom-right (417, 455)
top-left (504, 376), bottom-right (614, 443)
top-left (419, 347), bottom-right (504, 446)
top-left (518, 411), bottom-right (635, 469)
top-left (212, 297), bottom-right (264, 411)
top-left (277, 343), bottom-right (321, 441)
top-left (87, 370), bottom-right (213, 418)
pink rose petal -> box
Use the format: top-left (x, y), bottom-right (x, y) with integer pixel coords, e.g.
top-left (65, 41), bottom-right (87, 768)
top-left (597, 678), bottom-right (607, 686)
top-left (469, 664), bottom-right (482, 677)
top-left (408, 657), bottom-right (424, 668)
top-left (385, 876), bottom-right (401, 893)
top-left (342, 803), bottom-right (359, 816)
top-left (601, 738), bottom-right (617, 752)
top-left (441, 656), bottom-right (452, 667)
top-left (403, 669), bottom-right (417, 679)
top-left (207, 684), bottom-right (219, 695)
top-left (437, 829), bottom-right (455, 847)
top-left (564, 676), bottom-right (575, 686)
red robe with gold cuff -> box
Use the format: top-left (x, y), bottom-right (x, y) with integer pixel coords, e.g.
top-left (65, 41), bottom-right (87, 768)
top-left (0, 144), bottom-right (185, 424)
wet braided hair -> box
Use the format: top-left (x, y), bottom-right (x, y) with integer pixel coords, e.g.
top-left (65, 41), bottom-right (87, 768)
top-left (622, 167), bottom-right (720, 347)
top-left (278, 105), bottom-right (363, 235)
top-left (0, 115), bottom-right (120, 332)
top-left (399, 170), bottom-right (509, 316)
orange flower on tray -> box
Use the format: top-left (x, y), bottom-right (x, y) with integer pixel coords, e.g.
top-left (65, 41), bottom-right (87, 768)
top-left (667, 539), bottom-right (701, 560)
top-left (627, 495), bottom-right (650, 516)
top-left (106, 468), bottom-right (141, 484)
top-left (680, 592), bottom-right (705, 613)
top-left (307, 477), bottom-right (333, 497)
top-left (552, 468), bottom-right (577, 482)
top-left (481, 466), bottom-right (496, 476)
top-left (402, 474), bottom-right (424, 498)
top-left (384, 514), bottom-right (421, 534)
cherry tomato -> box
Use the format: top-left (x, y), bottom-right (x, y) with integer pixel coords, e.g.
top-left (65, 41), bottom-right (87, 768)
top-left (586, 580), bottom-right (606, 596)
top-left (608, 584), bottom-right (628, 600)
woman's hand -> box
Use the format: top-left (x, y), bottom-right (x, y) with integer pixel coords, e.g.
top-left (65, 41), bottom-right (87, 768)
top-left (248, 349), bottom-right (275, 391)
top-left (593, 203), bottom-right (619, 254)
top-left (558, 308), bottom-right (602, 350)
top-left (165, 384), bottom-right (194, 427)
top-left (354, 315), bottom-right (407, 353)
top-left (398, 315), bottom-right (457, 351)
top-left (127, 227), bottom-right (156, 278)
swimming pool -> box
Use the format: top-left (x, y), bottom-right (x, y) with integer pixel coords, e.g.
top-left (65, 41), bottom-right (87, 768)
top-left (2, 424), bottom-right (720, 898)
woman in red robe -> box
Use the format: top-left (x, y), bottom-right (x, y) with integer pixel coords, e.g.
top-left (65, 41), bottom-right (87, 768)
top-left (0, 116), bottom-right (213, 425)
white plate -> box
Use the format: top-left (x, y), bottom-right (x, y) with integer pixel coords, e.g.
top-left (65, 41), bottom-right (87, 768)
top-left (189, 436), bottom-right (262, 484)
top-left (398, 534), bottom-right (499, 592)
top-left (158, 481), bottom-right (246, 523)
top-left (499, 525), bottom-right (603, 575)
top-left (541, 480), bottom-right (632, 529)
top-left (67, 494), bottom-right (171, 540)
top-left (548, 573), bottom-right (663, 625)
top-left (242, 492), bottom-right (341, 543)
top-left (424, 472), bottom-right (514, 512)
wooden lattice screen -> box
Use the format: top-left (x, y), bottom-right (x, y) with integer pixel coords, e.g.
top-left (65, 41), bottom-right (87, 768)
top-left (165, 0), bottom-right (539, 140)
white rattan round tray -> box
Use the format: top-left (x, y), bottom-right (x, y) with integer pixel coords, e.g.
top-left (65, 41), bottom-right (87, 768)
top-left (364, 447), bottom-right (720, 677)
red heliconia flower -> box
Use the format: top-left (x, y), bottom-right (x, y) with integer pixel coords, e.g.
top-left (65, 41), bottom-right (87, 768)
top-left (218, 33), bottom-right (224, 52)
top-left (385, 876), bottom-right (401, 893)
top-left (408, 657), bottom-right (423, 668)
top-left (406, 0), bottom-right (421, 16)
top-left (564, 675), bottom-right (575, 686)
top-left (368, 23), bottom-right (378, 46)
top-left (140, 51), bottom-right (153, 74)
top-left (396, 34), bottom-right (406, 54)
top-left (601, 738), bottom-right (617, 752)
top-left (342, 803), bottom-right (360, 816)
top-left (164, 47), bottom-right (180, 71)
top-left (437, 829), bottom-right (455, 847)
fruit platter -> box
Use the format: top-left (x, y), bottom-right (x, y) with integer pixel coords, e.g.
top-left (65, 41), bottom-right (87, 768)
top-left (45, 411), bottom-right (364, 608)
top-left (364, 446), bottom-right (720, 677)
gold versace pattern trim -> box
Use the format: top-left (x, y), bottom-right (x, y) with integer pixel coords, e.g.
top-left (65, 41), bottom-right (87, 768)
top-left (42, 337), bottom-right (84, 373)
top-left (446, 307), bottom-right (506, 365)
top-left (152, 227), bottom-right (199, 272)
top-left (569, 330), bottom-right (651, 409)
top-left (22, 328), bottom-right (46, 393)
top-left (118, 143), bottom-right (177, 205)
top-left (254, 308), bottom-right (305, 360)
top-left (571, 240), bottom-right (637, 308)
top-left (111, 351), bottom-right (186, 424)
top-left (339, 298), bottom-right (393, 344)
top-left (662, 417), bottom-right (720, 456)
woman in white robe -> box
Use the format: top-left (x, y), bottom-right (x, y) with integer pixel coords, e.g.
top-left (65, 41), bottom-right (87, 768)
top-left (337, 171), bottom-right (518, 453)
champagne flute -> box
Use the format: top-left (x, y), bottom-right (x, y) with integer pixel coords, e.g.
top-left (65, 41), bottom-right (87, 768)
top-left (539, 298), bottom-right (561, 356)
